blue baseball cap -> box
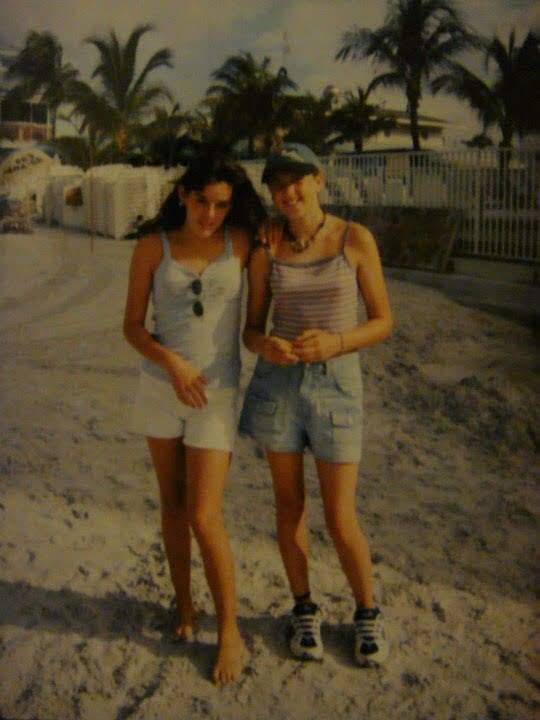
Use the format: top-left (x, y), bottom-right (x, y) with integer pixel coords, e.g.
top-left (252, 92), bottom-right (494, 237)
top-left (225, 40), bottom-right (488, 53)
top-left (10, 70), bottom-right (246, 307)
top-left (262, 143), bottom-right (322, 184)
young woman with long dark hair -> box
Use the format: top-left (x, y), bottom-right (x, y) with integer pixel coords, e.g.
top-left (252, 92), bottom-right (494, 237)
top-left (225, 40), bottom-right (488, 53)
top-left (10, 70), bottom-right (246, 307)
top-left (124, 152), bottom-right (265, 685)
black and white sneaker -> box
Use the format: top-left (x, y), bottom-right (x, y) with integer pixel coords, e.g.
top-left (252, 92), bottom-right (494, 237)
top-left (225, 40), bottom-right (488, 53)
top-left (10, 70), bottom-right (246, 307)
top-left (287, 602), bottom-right (323, 661)
top-left (353, 607), bottom-right (389, 667)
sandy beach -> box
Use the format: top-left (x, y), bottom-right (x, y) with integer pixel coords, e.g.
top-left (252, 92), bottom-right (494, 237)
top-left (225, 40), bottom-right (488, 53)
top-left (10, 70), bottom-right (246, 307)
top-left (0, 226), bottom-right (538, 720)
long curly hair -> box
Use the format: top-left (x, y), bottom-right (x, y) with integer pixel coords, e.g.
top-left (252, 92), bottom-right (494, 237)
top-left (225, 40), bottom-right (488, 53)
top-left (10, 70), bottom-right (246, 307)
top-left (140, 151), bottom-right (267, 239)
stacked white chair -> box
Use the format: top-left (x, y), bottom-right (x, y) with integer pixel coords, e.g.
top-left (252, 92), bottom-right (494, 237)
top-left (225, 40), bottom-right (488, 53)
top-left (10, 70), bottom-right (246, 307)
top-left (105, 168), bottom-right (149, 239)
top-left (82, 165), bottom-right (129, 235)
top-left (43, 166), bottom-right (85, 227)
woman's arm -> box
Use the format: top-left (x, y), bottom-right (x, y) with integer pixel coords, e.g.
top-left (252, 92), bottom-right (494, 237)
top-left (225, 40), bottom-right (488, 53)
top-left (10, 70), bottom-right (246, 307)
top-left (292, 223), bottom-right (393, 362)
top-left (123, 235), bottom-right (163, 361)
top-left (242, 245), bottom-right (298, 365)
top-left (343, 222), bottom-right (393, 350)
top-left (123, 235), bottom-right (208, 408)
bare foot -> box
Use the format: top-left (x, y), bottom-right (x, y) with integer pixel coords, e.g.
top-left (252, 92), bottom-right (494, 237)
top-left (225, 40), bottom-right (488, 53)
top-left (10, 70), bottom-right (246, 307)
top-left (174, 621), bottom-right (194, 642)
top-left (212, 628), bottom-right (246, 687)
top-left (173, 601), bottom-right (198, 642)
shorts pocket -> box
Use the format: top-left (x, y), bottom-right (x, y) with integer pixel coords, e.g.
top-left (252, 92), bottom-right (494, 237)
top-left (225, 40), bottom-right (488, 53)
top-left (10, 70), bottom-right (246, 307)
top-left (254, 396), bottom-right (277, 416)
top-left (239, 390), bottom-right (279, 438)
top-left (250, 395), bottom-right (278, 433)
top-left (330, 410), bottom-right (355, 428)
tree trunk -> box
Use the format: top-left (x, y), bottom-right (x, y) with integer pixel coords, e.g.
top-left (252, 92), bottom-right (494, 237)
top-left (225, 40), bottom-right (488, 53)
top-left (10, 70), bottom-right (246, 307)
top-left (116, 127), bottom-right (128, 159)
top-left (500, 118), bottom-right (514, 149)
top-left (497, 145), bottom-right (512, 206)
top-left (407, 84), bottom-right (421, 151)
top-left (497, 118), bottom-right (515, 204)
top-left (50, 106), bottom-right (57, 142)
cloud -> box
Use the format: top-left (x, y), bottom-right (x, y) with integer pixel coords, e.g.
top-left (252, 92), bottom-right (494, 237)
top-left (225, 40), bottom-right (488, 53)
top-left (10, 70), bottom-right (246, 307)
top-left (259, 0), bottom-right (386, 94)
top-left (467, 0), bottom-right (539, 38)
top-left (518, 3), bottom-right (540, 32)
top-left (1, 0), bottom-right (273, 106)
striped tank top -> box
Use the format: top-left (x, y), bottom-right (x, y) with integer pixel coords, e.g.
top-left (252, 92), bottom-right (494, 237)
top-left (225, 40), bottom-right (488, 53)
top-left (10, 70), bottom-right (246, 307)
top-left (269, 225), bottom-right (360, 341)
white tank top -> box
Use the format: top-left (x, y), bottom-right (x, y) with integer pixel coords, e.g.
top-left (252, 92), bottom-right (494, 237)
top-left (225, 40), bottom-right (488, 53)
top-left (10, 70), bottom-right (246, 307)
top-left (142, 228), bottom-right (243, 388)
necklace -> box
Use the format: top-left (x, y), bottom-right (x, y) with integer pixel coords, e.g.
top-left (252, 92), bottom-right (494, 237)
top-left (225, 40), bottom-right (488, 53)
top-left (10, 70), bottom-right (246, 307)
top-left (283, 213), bottom-right (326, 253)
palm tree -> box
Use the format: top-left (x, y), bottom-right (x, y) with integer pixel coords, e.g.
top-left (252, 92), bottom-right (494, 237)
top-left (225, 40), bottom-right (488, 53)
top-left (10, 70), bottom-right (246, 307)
top-left (336, 0), bottom-right (479, 150)
top-left (512, 31), bottom-right (540, 136)
top-left (66, 23), bottom-right (173, 159)
top-left (53, 134), bottom-right (112, 169)
top-left (186, 109), bottom-right (213, 145)
top-left (206, 52), bottom-right (297, 157)
top-left (284, 91), bottom-right (335, 155)
top-left (5, 30), bottom-right (78, 140)
top-left (431, 30), bottom-right (540, 147)
top-left (329, 83), bottom-right (396, 152)
top-left (463, 133), bottom-right (493, 149)
top-left (140, 101), bottom-right (189, 165)
top-left (62, 77), bottom-right (120, 169)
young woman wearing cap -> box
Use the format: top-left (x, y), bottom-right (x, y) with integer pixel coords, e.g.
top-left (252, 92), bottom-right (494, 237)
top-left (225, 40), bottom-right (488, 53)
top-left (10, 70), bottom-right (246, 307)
top-left (124, 152), bottom-right (265, 685)
top-left (239, 143), bottom-right (393, 666)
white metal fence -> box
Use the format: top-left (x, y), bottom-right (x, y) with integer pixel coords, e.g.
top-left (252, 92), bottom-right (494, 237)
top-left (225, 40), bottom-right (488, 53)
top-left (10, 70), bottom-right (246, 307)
top-left (244, 149), bottom-right (540, 264)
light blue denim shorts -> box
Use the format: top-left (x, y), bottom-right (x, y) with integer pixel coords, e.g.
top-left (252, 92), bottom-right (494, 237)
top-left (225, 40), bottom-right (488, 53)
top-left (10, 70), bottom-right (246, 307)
top-left (239, 353), bottom-right (363, 462)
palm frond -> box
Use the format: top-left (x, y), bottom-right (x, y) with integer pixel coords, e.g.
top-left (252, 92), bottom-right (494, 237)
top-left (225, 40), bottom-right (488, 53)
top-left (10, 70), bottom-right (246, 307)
top-left (131, 48), bottom-right (174, 97)
top-left (335, 27), bottom-right (373, 61)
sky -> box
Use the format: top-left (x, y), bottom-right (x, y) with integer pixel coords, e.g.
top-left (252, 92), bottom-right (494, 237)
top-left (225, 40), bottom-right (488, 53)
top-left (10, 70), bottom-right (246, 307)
top-left (1, 0), bottom-right (539, 146)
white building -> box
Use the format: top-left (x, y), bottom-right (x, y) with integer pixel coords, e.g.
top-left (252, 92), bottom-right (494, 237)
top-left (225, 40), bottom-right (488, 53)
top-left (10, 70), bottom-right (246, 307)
top-left (0, 45), bottom-right (52, 144)
top-left (361, 109), bottom-right (451, 152)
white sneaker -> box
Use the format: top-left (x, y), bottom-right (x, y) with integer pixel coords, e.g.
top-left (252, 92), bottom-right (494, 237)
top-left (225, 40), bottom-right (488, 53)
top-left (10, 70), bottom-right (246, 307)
top-left (354, 607), bottom-right (389, 667)
top-left (287, 602), bottom-right (323, 661)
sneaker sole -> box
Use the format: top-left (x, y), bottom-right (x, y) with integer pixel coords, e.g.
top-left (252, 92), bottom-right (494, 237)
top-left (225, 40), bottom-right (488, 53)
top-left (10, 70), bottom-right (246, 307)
top-left (286, 627), bottom-right (324, 662)
top-left (356, 656), bottom-right (383, 668)
top-left (292, 649), bottom-right (324, 662)
top-left (355, 646), bottom-right (389, 667)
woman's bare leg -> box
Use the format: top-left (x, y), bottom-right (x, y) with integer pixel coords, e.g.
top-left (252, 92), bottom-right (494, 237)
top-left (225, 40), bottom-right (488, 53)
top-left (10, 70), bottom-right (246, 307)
top-left (147, 436), bottom-right (196, 639)
top-left (266, 450), bottom-right (310, 599)
top-left (316, 459), bottom-right (374, 608)
top-left (185, 446), bottom-right (244, 686)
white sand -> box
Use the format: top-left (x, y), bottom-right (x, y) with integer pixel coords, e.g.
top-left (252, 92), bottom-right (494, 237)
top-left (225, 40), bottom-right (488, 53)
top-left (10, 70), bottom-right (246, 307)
top-left (0, 226), bottom-right (538, 720)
